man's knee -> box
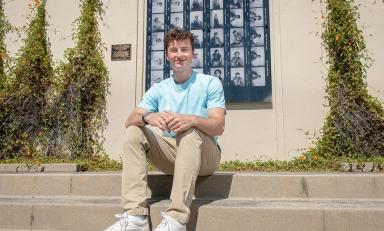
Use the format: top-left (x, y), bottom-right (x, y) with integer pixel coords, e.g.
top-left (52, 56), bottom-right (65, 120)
top-left (125, 125), bottom-right (145, 144)
top-left (176, 128), bottom-right (203, 145)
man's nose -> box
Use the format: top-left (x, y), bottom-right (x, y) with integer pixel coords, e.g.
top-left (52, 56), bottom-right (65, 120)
top-left (176, 49), bottom-right (183, 56)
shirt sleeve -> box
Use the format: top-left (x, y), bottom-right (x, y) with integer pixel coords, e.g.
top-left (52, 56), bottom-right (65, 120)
top-left (138, 84), bottom-right (160, 112)
top-left (207, 77), bottom-right (226, 110)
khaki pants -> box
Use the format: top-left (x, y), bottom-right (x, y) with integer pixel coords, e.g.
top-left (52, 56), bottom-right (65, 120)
top-left (121, 125), bottom-right (221, 224)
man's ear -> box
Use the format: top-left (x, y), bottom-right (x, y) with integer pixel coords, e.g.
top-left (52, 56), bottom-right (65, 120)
top-left (165, 52), bottom-right (169, 61)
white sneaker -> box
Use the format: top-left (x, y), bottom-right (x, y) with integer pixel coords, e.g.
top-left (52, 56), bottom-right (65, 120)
top-left (104, 212), bottom-right (149, 231)
top-left (153, 212), bottom-right (186, 231)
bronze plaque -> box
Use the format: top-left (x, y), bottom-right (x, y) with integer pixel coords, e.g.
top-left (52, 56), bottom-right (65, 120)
top-left (111, 44), bottom-right (131, 61)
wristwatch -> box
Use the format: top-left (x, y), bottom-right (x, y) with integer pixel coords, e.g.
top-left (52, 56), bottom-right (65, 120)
top-left (141, 111), bottom-right (152, 125)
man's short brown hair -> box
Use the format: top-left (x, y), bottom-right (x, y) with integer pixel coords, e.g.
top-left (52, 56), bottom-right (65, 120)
top-left (164, 27), bottom-right (195, 51)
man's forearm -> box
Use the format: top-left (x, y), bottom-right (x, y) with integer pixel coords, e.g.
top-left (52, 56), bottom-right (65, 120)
top-left (125, 109), bottom-right (146, 128)
top-left (192, 115), bottom-right (224, 137)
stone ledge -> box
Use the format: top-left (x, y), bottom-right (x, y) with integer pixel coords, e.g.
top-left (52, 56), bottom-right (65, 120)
top-left (0, 163), bottom-right (80, 173)
top-left (340, 162), bottom-right (384, 172)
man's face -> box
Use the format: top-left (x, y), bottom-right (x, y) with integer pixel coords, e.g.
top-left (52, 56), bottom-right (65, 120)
top-left (166, 39), bottom-right (194, 72)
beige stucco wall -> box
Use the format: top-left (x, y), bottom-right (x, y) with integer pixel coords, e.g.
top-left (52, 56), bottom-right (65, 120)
top-left (4, 0), bottom-right (384, 161)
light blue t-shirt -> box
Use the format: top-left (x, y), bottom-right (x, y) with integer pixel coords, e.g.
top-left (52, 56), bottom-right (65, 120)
top-left (138, 71), bottom-right (226, 139)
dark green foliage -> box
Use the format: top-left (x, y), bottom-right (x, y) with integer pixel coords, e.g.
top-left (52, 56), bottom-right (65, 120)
top-left (0, 0), bottom-right (53, 158)
top-left (315, 0), bottom-right (384, 157)
top-left (48, 0), bottom-right (109, 157)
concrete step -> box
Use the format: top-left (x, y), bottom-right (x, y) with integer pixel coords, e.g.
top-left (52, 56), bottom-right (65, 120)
top-left (1, 172), bottom-right (384, 200)
top-left (0, 196), bottom-right (383, 231)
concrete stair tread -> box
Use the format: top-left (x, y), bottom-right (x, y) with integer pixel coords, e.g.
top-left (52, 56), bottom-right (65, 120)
top-left (1, 195), bottom-right (384, 210)
top-left (1, 172), bottom-right (384, 200)
top-left (2, 172), bottom-right (384, 230)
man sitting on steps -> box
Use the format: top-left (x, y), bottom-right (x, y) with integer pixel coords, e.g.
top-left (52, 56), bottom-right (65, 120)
top-left (104, 27), bottom-right (226, 231)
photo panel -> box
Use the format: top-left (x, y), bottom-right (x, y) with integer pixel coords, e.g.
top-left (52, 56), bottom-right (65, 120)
top-left (230, 0), bottom-right (243, 9)
top-left (151, 32), bottom-right (164, 50)
top-left (211, 10), bottom-right (224, 28)
top-left (250, 46), bottom-right (265, 66)
top-left (211, 67), bottom-right (224, 84)
top-left (210, 48), bottom-right (224, 67)
top-left (170, 13), bottom-right (183, 29)
top-left (191, 30), bottom-right (203, 49)
top-left (190, 0), bottom-right (203, 11)
top-left (250, 0), bottom-right (263, 8)
top-left (190, 11), bottom-right (204, 30)
top-left (230, 28), bottom-right (244, 47)
top-left (230, 68), bottom-right (245, 87)
top-left (171, 0), bottom-right (183, 12)
top-left (229, 9), bottom-right (243, 27)
top-left (230, 47), bottom-right (244, 67)
top-left (152, 0), bottom-right (165, 13)
top-left (210, 29), bottom-right (224, 47)
top-left (250, 67), bottom-right (266, 86)
top-left (211, 0), bottom-right (223, 9)
top-left (250, 8), bottom-right (264, 27)
top-left (151, 51), bottom-right (164, 70)
top-left (152, 14), bottom-right (165, 32)
top-left (192, 49), bottom-right (204, 69)
top-left (151, 70), bottom-right (164, 86)
top-left (250, 27), bottom-right (264, 46)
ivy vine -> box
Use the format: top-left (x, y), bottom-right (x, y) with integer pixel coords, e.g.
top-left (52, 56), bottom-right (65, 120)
top-left (0, 0), bottom-right (109, 159)
top-left (0, 0), bottom-right (53, 158)
top-left (47, 0), bottom-right (109, 157)
top-left (313, 0), bottom-right (384, 158)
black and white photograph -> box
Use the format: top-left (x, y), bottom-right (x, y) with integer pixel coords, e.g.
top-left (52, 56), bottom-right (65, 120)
top-left (230, 68), bottom-right (245, 87)
top-left (190, 11), bottom-right (203, 30)
top-left (192, 49), bottom-right (203, 68)
top-left (152, 14), bottom-right (164, 32)
top-left (229, 9), bottom-right (243, 27)
top-left (171, 0), bottom-right (183, 12)
top-left (230, 48), bottom-right (244, 67)
top-left (151, 32), bottom-right (164, 50)
top-left (170, 13), bottom-right (183, 28)
top-left (152, 0), bottom-right (164, 13)
top-left (210, 29), bottom-right (224, 47)
top-left (249, 67), bottom-right (265, 86)
top-left (190, 0), bottom-right (203, 11)
top-left (211, 0), bottom-right (222, 9)
top-left (211, 68), bottom-right (224, 84)
top-left (250, 8), bottom-right (264, 27)
top-left (211, 10), bottom-right (223, 28)
top-left (150, 70), bottom-right (164, 86)
top-left (250, 27), bottom-right (264, 46)
top-left (210, 48), bottom-right (224, 67)
top-left (151, 51), bottom-right (164, 70)
top-left (250, 0), bottom-right (263, 8)
top-left (191, 30), bottom-right (203, 48)
top-left (230, 28), bottom-right (244, 47)
top-left (250, 46), bottom-right (265, 66)
top-left (230, 0), bottom-right (243, 9)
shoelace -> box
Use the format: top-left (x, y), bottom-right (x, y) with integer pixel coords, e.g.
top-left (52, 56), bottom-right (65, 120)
top-left (115, 212), bottom-right (129, 231)
top-left (157, 212), bottom-right (172, 230)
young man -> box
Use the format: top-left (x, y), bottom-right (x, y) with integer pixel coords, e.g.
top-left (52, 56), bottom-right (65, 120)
top-left (105, 28), bottom-right (226, 231)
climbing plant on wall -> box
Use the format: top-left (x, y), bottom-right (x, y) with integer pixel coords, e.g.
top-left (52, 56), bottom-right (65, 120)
top-left (314, 0), bottom-right (384, 158)
top-left (48, 0), bottom-right (109, 157)
top-left (0, 0), bottom-right (53, 158)
top-left (0, 0), bottom-right (12, 90)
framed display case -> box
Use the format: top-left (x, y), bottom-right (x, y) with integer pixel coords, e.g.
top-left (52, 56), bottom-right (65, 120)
top-left (146, 0), bottom-right (272, 103)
